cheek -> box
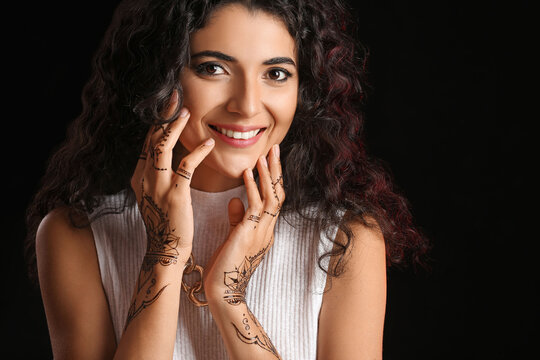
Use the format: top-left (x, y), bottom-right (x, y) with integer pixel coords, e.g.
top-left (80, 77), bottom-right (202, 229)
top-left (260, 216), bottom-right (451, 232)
top-left (181, 79), bottom-right (224, 119)
top-left (266, 89), bottom-right (297, 137)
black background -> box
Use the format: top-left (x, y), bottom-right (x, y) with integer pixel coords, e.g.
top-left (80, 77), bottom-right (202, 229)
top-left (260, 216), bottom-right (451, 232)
top-left (3, 0), bottom-right (534, 358)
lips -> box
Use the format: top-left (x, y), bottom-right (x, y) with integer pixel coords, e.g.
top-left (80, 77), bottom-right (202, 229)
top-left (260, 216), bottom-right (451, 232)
top-left (208, 124), bottom-right (267, 148)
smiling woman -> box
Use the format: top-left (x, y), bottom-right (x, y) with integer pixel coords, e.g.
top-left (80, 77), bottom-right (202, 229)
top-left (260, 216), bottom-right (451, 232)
top-left (25, 0), bottom-right (428, 359)
top-left (177, 5), bottom-right (298, 189)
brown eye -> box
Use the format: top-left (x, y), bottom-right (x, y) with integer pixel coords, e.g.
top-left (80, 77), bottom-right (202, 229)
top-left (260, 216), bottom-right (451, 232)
top-left (205, 64), bottom-right (219, 74)
top-left (195, 62), bottom-right (226, 76)
top-left (267, 68), bottom-right (290, 82)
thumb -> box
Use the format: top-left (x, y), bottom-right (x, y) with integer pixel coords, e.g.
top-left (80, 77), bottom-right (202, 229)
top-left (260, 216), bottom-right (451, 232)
top-left (228, 198), bottom-right (245, 230)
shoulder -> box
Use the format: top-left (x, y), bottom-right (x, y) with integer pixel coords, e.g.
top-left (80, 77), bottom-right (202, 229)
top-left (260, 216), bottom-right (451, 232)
top-left (337, 216), bottom-right (385, 274)
top-left (36, 207), bottom-right (95, 260)
top-left (36, 206), bottom-right (99, 296)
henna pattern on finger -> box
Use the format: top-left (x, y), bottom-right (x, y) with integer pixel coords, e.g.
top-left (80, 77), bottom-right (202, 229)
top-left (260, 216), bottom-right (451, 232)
top-left (247, 214), bottom-right (260, 223)
top-left (263, 173), bottom-right (284, 218)
top-left (150, 125), bottom-right (172, 171)
top-left (175, 168), bottom-right (192, 180)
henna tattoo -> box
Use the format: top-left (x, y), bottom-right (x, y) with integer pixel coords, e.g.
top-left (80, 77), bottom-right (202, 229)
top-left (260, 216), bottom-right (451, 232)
top-left (150, 125), bottom-right (172, 171)
top-left (247, 214), bottom-right (260, 223)
top-left (125, 273), bottom-right (169, 329)
top-left (125, 183), bottom-right (180, 329)
top-left (139, 187), bottom-right (180, 270)
top-left (175, 167), bottom-right (192, 180)
top-left (223, 242), bottom-right (270, 305)
top-left (230, 308), bottom-right (280, 358)
top-left (263, 173), bottom-right (284, 218)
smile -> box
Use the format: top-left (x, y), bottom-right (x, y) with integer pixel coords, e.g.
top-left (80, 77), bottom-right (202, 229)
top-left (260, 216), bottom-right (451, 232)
top-left (209, 125), bottom-right (264, 140)
top-left (208, 124), bottom-right (267, 148)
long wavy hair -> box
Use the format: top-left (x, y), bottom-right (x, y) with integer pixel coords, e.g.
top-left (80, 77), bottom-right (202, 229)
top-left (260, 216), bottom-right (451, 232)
top-left (25, 0), bottom-right (428, 283)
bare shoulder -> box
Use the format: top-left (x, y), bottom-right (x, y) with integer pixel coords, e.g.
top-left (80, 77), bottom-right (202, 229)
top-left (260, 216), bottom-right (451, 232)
top-left (37, 207), bottom-right (116, 359)
top-left (37, 207), bottom-right (94, 255)
top-left (334, 216), bottom-right (386, 279)
top-left (318, 215), bottom-right (387, 359)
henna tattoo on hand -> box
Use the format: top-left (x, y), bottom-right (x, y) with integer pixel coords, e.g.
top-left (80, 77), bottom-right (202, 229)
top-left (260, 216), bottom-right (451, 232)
top-left (223, 242), bottom-right (269, 305)
top-left (139, 187), bottom-right (180, 268)
top-left (125, 182), bottom-right (181, 329)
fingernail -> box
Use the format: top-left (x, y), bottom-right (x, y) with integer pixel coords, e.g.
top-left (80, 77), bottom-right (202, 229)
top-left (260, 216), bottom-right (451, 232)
top-left (204, 138), bottom-right (215, 146)
top-left (273, 144), bottom-right (280, 159)
top-left (260, 155), bottom-right (268, 168)
top-left (246, 168), bottom-right (253, 179)
top-left (179, 107), bottom-right (189, 118)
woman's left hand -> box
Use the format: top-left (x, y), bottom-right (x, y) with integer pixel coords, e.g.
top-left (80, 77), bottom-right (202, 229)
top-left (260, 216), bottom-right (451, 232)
top-left (203, 144), bottom-right (284, 307)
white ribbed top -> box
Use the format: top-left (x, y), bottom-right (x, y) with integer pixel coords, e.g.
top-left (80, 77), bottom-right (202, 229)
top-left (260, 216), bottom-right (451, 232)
top-left (90, 186), bottom-right (337, 359)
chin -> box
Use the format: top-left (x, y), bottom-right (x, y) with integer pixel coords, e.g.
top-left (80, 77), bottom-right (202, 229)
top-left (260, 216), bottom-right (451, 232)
top-left (207, 154), bottom-right (258, 179)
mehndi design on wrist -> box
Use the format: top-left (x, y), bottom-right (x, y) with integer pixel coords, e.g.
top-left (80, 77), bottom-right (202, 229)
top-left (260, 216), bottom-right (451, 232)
top-left (125, 179), bottom-right (181, 328)
top-left (231, 308), bottom-right (280, 358)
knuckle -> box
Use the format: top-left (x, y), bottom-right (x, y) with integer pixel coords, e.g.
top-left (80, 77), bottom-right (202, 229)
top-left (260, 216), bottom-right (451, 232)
top-left (130, 176), bottom-right (139, 192)
top-left (180, 157), bottom-right (193, 170)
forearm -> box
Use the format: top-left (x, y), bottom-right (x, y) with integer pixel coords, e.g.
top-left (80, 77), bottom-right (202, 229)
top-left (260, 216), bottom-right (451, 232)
top-left (209, 299), bottom-right (281, 360)
top-left (114, 253), bottom-right (188, 359)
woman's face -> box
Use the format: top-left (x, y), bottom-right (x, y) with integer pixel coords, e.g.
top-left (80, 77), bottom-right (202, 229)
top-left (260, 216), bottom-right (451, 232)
top-left (178, 4), bottom-right (298, 192)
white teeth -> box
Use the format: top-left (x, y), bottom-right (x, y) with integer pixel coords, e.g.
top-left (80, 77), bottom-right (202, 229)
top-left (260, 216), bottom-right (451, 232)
top-left (215, 126), bottom-right (260, 140)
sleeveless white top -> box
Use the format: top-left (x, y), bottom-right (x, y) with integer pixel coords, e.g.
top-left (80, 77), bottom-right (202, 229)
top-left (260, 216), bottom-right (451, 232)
top-left (90, 185), bottom-right (337, 359)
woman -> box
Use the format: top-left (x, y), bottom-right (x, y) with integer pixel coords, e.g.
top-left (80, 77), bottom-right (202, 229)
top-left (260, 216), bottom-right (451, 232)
top-left (26, 0), bottom-right (428, 358)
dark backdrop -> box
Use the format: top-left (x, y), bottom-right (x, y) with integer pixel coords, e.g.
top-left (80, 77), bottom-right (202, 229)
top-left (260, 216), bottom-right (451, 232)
top-left (3, 0), bottom-right (533, 358)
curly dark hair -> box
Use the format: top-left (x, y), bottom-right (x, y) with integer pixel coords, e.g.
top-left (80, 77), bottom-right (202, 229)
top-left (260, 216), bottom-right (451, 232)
top-left (25, 0), bottom-right (429, 283)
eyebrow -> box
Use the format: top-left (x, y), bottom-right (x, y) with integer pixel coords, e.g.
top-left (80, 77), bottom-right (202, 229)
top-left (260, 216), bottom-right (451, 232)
top-left (191, 50), bottom-right (296, 67)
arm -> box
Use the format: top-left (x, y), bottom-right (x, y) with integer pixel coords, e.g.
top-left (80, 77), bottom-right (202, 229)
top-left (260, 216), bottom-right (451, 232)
top-left (317, 219), bottom-right (387, 359)
top-left (204, 145), bottom-right (284, 359)
top-left (37, 208), bottom-right (117, 360)
top-left (38, 97), bottom-right (215, 359)
top-left (37, 207), bottom-right (190, 360)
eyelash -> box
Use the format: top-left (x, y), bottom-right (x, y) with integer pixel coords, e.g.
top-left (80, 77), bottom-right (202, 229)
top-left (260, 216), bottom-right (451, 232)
top-left (194, 62), bottom-right (292, 83)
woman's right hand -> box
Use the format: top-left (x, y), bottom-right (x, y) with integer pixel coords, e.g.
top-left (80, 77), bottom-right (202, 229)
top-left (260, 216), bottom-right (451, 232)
top-left (130, 92), bottom-right (215, 267)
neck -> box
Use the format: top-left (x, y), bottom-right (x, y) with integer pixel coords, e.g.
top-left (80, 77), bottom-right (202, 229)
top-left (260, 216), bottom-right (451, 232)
top-left (190, 163), bottom-right (244, 192)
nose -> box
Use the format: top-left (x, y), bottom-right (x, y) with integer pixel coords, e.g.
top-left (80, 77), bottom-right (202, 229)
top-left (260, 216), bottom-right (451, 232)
top-left (226, 74), bottom-right (263, 118)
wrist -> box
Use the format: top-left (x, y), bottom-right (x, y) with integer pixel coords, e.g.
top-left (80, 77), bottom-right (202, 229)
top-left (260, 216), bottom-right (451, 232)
top-left (143, 249), bottom-right (191, 273)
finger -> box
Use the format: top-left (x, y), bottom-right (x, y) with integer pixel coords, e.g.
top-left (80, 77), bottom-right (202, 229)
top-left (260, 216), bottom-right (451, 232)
top-left (228, 198), bottom-right (245, 229)
top-left (148, 89), bottom-right (179, 151)
top-left (256, 155), bottom-right (278, 226)
top-left (150, 108), bottom-right (190, 173)
top-left (244, 167), bottom-right (262, 208)
top-left (131, 127), bottom-right (153, 203)
top-left (174, 138), bottom-right (215, 182)
top-left (268, 144), bottom-right (285, 203)
top-left (243, 168), bottom-right (263, 227)
top-left (163, 89), bottom-right (179, 120)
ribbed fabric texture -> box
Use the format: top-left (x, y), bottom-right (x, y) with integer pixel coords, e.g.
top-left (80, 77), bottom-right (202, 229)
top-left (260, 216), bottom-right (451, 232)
top-left (90, 185), bottom-right (337, 359)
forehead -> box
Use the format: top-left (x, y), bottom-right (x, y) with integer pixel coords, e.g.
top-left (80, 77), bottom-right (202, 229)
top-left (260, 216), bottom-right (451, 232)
top-left (189, 4), bottom-right (297, 62)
